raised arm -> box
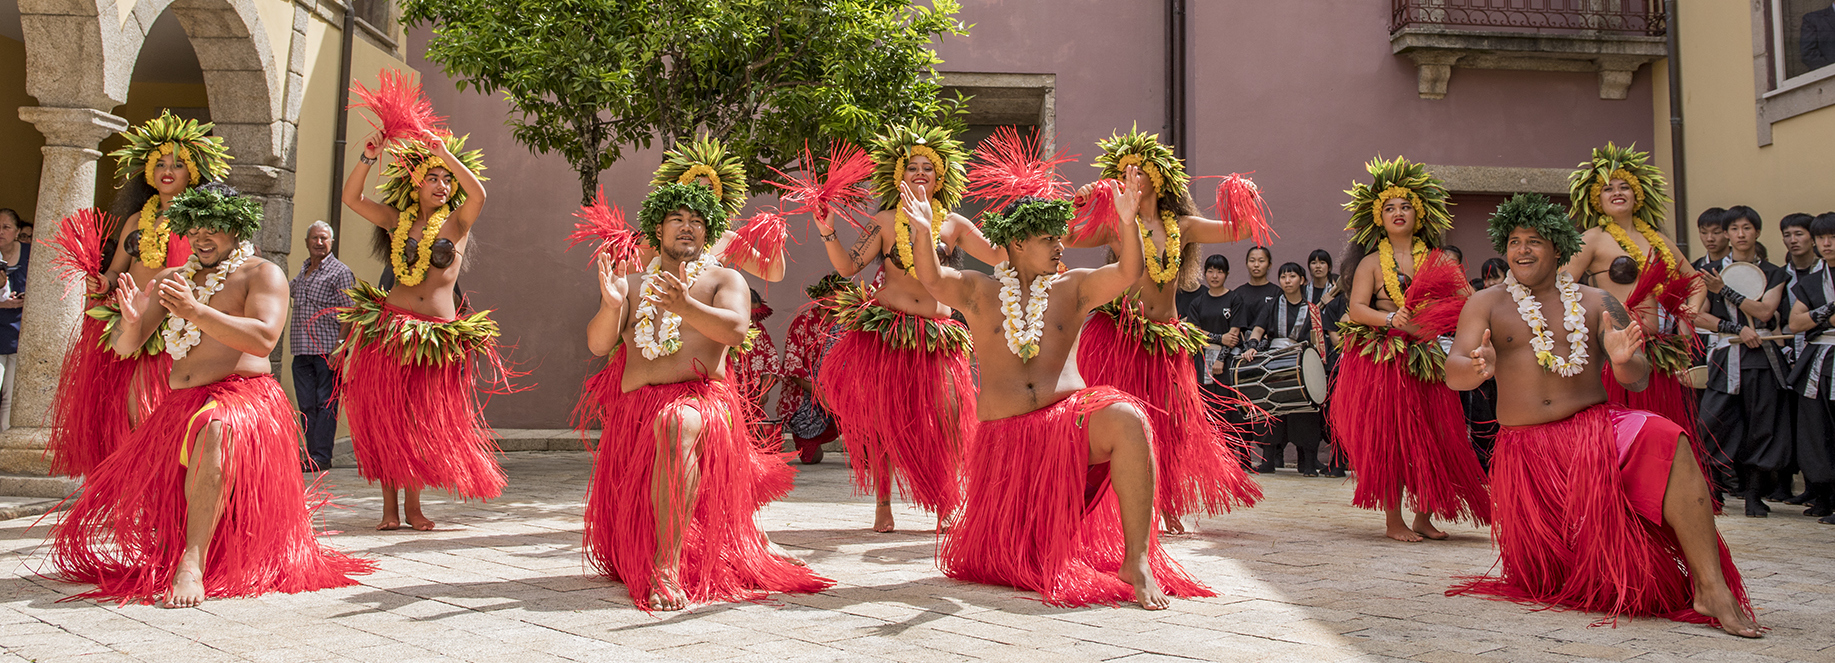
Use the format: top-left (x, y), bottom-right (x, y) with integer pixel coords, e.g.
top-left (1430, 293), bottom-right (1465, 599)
top-left (586, 252), bottom-right (630, 356)
top-left (161, 261), bottom-right (288, 357)
top-left (1444, 289), bottom-right (1498, 391)
top-left (813, 208), bottom-right (884, 278)
top-left (1077, 169), bottom-right (1148, 312)
top-left (1180, 213), bottom-right (1255, 245)
top-left (426, 130), bottom-right (487, 230)
top-left (941, 213), bottom-right (1008, 266)
top-left (901, 182), bottom-right (983, 311)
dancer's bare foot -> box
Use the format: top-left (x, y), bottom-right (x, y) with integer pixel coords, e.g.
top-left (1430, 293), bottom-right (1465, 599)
top-left (161, 565), bottom-right (205, 609)
top-left (1161, 509), bottom-right (1188, 535)
top-left (761, 533), bottom-right (806, 567)
top-left (376, 518), bottom-right (401, 531)
top-left (648, 573), bottom-right (687, 611)
top-left (872, 500), bottom-right (895, 533)
top-left (1694, 583), bottom-right (1761, 637)
top-left (1411, 513), bottom-right (1449, 541)
top-left (407, 515), bottom-right (435, 531)
top-left (1117, 556), bottom-right (1170, 610)
top-left (1384, 509), bottom-right (1423, 542)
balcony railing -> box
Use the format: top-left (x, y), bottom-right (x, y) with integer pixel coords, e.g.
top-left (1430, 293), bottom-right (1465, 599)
top-left (1390, 0), bottom-right (1667, 36)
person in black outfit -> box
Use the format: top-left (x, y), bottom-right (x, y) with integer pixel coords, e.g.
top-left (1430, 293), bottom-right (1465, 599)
top-left (1787, 212), bottom-right (1835, 522)
top-left (1230, 246), bottom-right (1281, 466)
top-left (1182, 254), bottom-right (1251, 466)
top-left (1698, 206), bottom-right (1794, 517)
top-left (1241, 262), bottom-right (1325, 475)
top-left (1804, 2), bottom-right (1835, 71)
top-left (1306, 249), bottom-right (1336, 304)
top-left (1317, 269), bottom-right (1351, 477)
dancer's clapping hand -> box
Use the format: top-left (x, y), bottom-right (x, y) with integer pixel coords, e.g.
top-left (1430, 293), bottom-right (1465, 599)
top-left (1113, 165), bottom-right (1147, 222)
top-left (156, 274), bottom-right (202, 322)
top-left (644, 261), bottom-right (692, 315)
top-left (1468, 329), bottom-right (1495, 379)
top-left (114, 273), bottom-right (144, 325)
top-left (1602, 308), bottom-right (1645, 366)
top-left (596, 252), bottom-right (628, 309)
top-left (897, 181), bottom-right (933, 236)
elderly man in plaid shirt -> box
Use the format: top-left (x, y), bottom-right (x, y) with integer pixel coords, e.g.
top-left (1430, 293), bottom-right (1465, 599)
top-left (290, 221), bottom-right (355, 471)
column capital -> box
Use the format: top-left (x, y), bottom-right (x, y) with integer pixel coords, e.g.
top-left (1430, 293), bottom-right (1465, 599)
top-left (18, 106), bottom-right (127, 149)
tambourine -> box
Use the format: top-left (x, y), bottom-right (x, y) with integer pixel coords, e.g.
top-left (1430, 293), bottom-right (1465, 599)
top-left (1721, 262), bottom-right (1766, 300)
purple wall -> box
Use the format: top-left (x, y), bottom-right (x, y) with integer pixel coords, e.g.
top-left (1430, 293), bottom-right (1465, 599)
top-left (408, 0), bottom-right (1655, 428)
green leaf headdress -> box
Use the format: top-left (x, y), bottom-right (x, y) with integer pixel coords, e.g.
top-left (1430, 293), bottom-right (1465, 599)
top-left (108, 110), bottom-right (232, 187)
top-left (1567, 142), bottom-right (1670, 230)
top-left (1487, 193), bottom-right (1582, 266)
top-left (981, 197), bottom-right (1074, 248)
top-left (650, 134), bottom-right (748, 219)
top-left (868, 122), bottom-right (967, 212)
top-left (638, 183), bottom-right (729, 249)
top-left (376, 133), bottom-right (488, 212)
top-left (1093, 125), bottom-right (1190, 203)
top-left (164, 182), bottom-right (263, 242)
top-left (1342, 156), bottom-right (1454, 249)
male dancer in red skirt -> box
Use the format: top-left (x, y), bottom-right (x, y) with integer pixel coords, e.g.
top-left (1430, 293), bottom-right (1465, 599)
top-left (576, 182), bottom-right (831, 611)
top-left (1445, 194), bottom-right (1757, 636)
top-left (907, 169), bottom-right (1210, 609)
top-left (52, 183), bottom-right (372, 607)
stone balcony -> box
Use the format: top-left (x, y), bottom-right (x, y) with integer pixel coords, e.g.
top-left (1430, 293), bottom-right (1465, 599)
top-left (1389, 0), bottom-right (1668, 100)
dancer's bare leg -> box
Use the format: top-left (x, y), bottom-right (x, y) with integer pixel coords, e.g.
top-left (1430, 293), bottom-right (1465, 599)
top-left (1664, 435), bottom-right (1761, 637)
top-left (165, 421), bottom-right (232, 608)
top-left (378, 483), bottom-right (401, 530)
top-left (1089, 402), bottom-right (1169, 610)
top-left (1384, 507), bottom-right (1423, 542)
top-left (650, 403), bottom-right (704, 611)
top-left (873, 456), bottom-right (895, 533)
top-left (1412, 512), bottom-right (1448, 540)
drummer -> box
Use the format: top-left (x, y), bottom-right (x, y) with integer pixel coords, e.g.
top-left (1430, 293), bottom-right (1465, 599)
top-left (1182, 254), bottom-right (1254, 466)
top-left (1239, 262), bottom-right (1326, 476)
top-left (1697, 206), bottom-right (1794, 517)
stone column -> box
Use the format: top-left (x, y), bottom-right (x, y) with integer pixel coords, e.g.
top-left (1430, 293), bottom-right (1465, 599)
top-left (0, 107), bottom-right (128, 475)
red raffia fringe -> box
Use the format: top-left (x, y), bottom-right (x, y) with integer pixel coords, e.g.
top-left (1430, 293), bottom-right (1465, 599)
top-left (939, 386), bottom-right (1214, 607)
top-left (1626, 249), bottom-right (1701, 330)
top-left (347, 69), bottom-right (447, 147)
top-left (816, 326), bottom-right (976, 519)
top-left (1449, 405), bottom-right (1754, 629)
top-left (337, 305), bottom-right (512, 499)
top-left (45, 316), bottom-right (171, 477)
top-left (1210, 173), bottom-right (1277, 246)
top-left (50, 375), bottom-right (374, 605)
top-left (1079, 313), bottom-right (1262, 517)
top-left (769, 141), bottom-right (875, 230)
top-left (965, 126), bottom-right (1074, 215)
top-left (723, 209), bottom-right (789, 276)
top-left (568, 186), bottom-right (640, 267)
top-left (1327, 344), bottom-right (1491, 523)
top-left (1407, 249), bottom-right (1470, 339)
top-left (45, 208), bottom-right (110, 300)
top-left (1069, 179), bottom-right (1121, 245)
top-left (582, 348), bottom-right (832, 610)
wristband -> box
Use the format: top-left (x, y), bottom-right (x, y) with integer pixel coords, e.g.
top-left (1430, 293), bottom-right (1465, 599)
top-left (1720, 287), bottom-right (1747, 308)
top-left (1717, 319), bottom-right (1743, 335)
top-left (820, 231), bottom-right (837, 242)
top-left (1385, 311), bottom-right (1398, 327)
top-left (1813, 304), bottom-right (1833, 326)
top-left (358, 153), bottom-right (377, 165)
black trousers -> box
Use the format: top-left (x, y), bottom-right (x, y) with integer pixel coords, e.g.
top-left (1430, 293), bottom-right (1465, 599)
top-left (1462, 378), bottom-right (1499, 471)
top-left (292, 354), bottom-right (340, 470)
top-left (1258, 410), bottom-right (1324, 474)
top-left (1798, 396), bottom-right (1835, 486)
top-left (1700, 368), bottom-right (1792, 487)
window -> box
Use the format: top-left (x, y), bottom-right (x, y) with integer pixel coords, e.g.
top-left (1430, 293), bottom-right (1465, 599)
top-left (1773, 0), bottom-right (1835, 88)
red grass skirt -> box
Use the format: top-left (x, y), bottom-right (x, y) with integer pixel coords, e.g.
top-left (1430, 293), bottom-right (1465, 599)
top-left (581, 348), bottom-right (831, 608)
top-left (1602, 365), bottom-right (1719, 498)
top-left (817, 327), bottom-right (976, 518)
top-left (45, 315), bottom-right (172, 477)
top-left (1078, 314), bottom-right (1262, 516)
top-left (939, 387), bottom-right (1213, 607)
top-left (50, 375), bottom-right (374, 604)
top-left (1449, 405), bottom-right (1754, 627)
top-left (339, 306), bottom-right (505, 499)
top-left (1327, 349), bottom-right (1491, 524)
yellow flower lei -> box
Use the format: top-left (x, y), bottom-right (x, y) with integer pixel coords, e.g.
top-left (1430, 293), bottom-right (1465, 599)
top-left (143, 142), bottom-right (201, 187)
top-left (391, 205), bottom-right (452, 287)
top-left (135, 197), bottom-right (170, 269)
top-left (894, 203), bottom-right (948, 275)
top-left (1587, 168), bottom-right (1645, 221)
top-left (1378, 237), bottom-right (1427, 309)
top-left (676, 164), bottom-right (723, 198)
top-left (1602, 217), bottom-right (1675, 271)
top-left (1140, 210), bottom-right (1182, 284)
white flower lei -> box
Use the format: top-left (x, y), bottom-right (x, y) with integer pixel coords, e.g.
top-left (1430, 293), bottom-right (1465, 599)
top-left (163, 241), bottom-right (256, 360)
top-left (1505, 270), bottom-right (1589, 377)
top-left (995, 261), bottom-right (1051, 361)
top-left (633, 252), bottom-right (719, 360)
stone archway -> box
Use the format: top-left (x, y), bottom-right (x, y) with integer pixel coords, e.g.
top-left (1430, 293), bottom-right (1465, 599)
top-left (2, 0), bottom-right (299, 475)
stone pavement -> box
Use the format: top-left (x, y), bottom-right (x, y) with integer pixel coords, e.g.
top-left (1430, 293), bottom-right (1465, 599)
top-left (2, 451), bottom-right (1831, 663)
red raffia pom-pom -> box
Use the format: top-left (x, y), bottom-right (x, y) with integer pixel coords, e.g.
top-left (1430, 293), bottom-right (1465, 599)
top-left (46, 208), bottom-right (112, 300)
top-left (966, 126), bottom-right (1074, 217)
top-left (1069, 179), bottom-right (1121, 245)
top-left (724, 209), bottom-right (789, 275)
top-left (1627, 250), bottom-right (1702, 334)
top-left (1406, 250), bottom-right (1470, 339)
top-left (568, 186), bottom-right (640, 267)
top-left (348, 70), bottom-right (448, 148)
top-left (769, 141), bottom-right (874, 230)
top-left (1211, 172), bottom-right (1277, 246)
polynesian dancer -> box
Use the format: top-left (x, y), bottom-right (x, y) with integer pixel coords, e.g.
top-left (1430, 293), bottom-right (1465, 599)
top-left (338, 124), bottom-right (513, 531)
top-left (1562, 144), bottom-right (1713, 492)
top-left (909, 171), bottom-right (1210, 609)
top-left (575, 182), bottom-right (831, 611)
top-left (52, 183), bottom-right (373, 607)
top-left (1330, 156), bottom-right (1490, 542)
top-left (45, 111), bottom-right (230, 477)
top-left (1446, 194), bottom-right (1758, 637)
top-left (1066, 126), bottom-right (1269, 533)
top-left (810, 122), bottom-right (1006, 533)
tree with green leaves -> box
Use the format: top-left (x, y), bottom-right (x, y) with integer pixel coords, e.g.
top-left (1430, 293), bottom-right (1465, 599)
top-left (400, 0), bottom-right (970, 204)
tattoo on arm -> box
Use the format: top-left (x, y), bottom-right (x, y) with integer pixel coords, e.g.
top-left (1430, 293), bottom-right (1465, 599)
top-left (846, 223), bottom-right (878, 269)
top-left (1602, 294), bottom-right (1632, 328)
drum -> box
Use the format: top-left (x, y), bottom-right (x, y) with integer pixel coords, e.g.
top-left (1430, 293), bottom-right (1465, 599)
top-left (1232, 346), bottom-right (1329, 415)
top-left (1721, 262), bottom-right (1767, 300)
top-left (1679, 365), bottom-right (1709, 390)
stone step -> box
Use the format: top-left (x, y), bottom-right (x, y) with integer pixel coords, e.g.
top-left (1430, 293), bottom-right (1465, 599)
top-left (0, 473), bottom-right (78, 521)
